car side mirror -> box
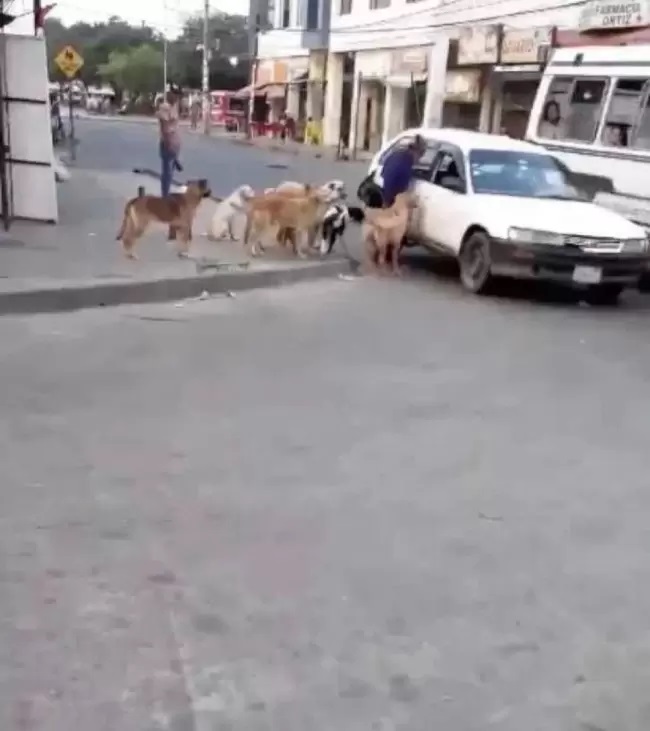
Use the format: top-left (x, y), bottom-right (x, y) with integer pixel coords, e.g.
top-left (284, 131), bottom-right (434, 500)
top-left (439, 175), bottom-right (465, 193)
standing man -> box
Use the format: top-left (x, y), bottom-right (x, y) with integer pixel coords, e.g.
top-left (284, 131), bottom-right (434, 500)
top-left (379, 134), bottom-right (427, 206)
top-left (157, 86), bottom-right (183, 198)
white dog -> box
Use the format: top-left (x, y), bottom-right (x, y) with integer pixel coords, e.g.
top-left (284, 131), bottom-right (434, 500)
top-left (207, 184), bottom-right (255, 241)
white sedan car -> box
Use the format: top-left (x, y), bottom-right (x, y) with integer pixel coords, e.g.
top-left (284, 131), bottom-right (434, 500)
top-left (368, 129), bottom-right (650, 304)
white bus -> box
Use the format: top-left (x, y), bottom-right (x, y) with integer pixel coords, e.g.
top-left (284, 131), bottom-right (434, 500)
top-left (526, 44), bottom-right (650, 229)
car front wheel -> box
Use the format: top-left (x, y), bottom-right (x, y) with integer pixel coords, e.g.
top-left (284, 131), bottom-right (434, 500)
top-left (459, 231), bottom-right (494, 294)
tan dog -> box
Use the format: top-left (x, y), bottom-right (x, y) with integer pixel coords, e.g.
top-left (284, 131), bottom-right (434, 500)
top-left (116, 179), bottom-right (211, 259)
top-left (269, 185), bottom-right (314, 251)
top-left (362, 192), bottom-right (417, 275)
top-left (243, 185), bottom-right (330, 257)
top-left (267, 181), bottom-right (346, 251)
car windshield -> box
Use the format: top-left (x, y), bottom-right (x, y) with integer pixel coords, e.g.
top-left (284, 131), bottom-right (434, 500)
top-left (468, 148), bottom-right (580, 200)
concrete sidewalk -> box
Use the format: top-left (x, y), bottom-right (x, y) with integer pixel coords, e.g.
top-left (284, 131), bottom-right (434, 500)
top-left (0, 169), bottom-right (353, 315)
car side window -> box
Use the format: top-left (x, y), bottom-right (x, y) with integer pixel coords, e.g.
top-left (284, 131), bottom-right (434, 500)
top-left (431, 150), bottom-right (464, 187)
top-left (412, 141), bottom-right (440, 180)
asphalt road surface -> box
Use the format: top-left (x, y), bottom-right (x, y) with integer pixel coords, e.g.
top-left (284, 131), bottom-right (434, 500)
top-left (2, 273), bottom-right (650, 731)
top-left (71, 117), bottom-right (367, 199)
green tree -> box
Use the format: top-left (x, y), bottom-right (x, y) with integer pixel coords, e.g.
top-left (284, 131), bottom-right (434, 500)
top-left (45, 16), bottom-right (161, 85)
top-left (99, 44), bottom-right (163, 98)
top-left (168, 11), bottom-right (249, 90)
top-left (44, 12), bottom-right (248, 92)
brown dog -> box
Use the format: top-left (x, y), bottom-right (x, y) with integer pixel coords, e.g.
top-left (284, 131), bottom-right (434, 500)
top-left (362, 192), bottom-right (416, 275)
top-left (243, 186), bottom-right (330, 257)
top-left (116, 179), bottom-right (211, 259)
top-left (265, 185), bottom-right (313, 251)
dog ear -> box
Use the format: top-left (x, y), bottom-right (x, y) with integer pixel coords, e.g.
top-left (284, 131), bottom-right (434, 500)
top-left (304, 183), bottom-right (312, 193)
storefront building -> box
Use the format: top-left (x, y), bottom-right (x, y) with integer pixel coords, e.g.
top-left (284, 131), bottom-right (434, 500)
top-left (348, 49), bottom-right (390, 153)
top-left (320, 0), bottom-right (593, 150)
top-left (322, 4), bottom-right (449, 150)
top-left (254, 59), bottom-right (291, 123)
top-left (442, 26), bottom-right (500, 132)
top-left (253, 0), bottom-right (331, 129)
top-left (388, 46), bottom-right (430, 133)
top-left (324, 42), bottom-right (445, 151)
top-left (556, 0), bottom-right (650, 45)
top-left (492, 27), bottom-right (553, 138)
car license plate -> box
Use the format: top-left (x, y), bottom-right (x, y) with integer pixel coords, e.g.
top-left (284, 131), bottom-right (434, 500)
top-left (573, 266), bottom-right (602, 284)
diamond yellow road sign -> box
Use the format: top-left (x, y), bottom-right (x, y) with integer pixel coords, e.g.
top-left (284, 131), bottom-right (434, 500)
top-left (55, 45), bottom-right (84, 79)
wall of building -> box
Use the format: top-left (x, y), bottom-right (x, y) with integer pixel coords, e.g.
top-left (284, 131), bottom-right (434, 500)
top-left (318, 0), bottom-right (594, 149)
top-left (257, 0), bottom-right (330, 59)
top-left (329, 0), bottom-right (586, 53)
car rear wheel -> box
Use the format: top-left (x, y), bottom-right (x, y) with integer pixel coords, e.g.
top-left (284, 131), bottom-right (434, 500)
top-left (459, 231), bottom-right (493, 294)
top-left (582, 284), bottom-right (623, 306)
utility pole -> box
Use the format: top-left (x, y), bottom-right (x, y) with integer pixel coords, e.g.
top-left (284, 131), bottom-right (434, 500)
top-left (246, 15), bottom-right (259, 139)
top-left (202, 0), bottom-right (211, 135)
top-left (162, 0), bottom-right (168, 92)
top-left (163, 36), bottom-right (168, 92)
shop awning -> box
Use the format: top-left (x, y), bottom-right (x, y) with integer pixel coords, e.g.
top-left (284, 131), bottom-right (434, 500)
top-left (233, 84), bottom-right (269, 99)
top-left (287, 72), bottom-right (309, 86)
top-left (260, 84), bottom-right (286, 100)
top-left (493, 64), bottom-right (541, 77)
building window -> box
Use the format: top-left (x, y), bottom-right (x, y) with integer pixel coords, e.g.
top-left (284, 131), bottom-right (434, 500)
top-left (369, 0), bottom-right (390, 7)
top-left (306, 0), bottom-right (319, 29)
top-left (340, 0), bottom-right (352, 14)
top-left (536, 76), bottom-right (608, 144)
top-left (281, 0), bottom-right (291, 27)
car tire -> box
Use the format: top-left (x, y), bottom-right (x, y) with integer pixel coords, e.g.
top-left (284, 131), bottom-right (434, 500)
top-left (459, 231), bottom-right (494, 294)
top-left (583, 284), bottom-right (624, 306)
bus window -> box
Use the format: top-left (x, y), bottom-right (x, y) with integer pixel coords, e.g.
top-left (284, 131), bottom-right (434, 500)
top-left (633, 89), bottom-right (650, 149)
top-left (600, 78), bottom-right (647, 149)
top-left (537, 77), bottom-right (608, 143)
top-left (537, 76), bottom-right (573, 140)
top-left (565, 79), bottom-right (608, 143)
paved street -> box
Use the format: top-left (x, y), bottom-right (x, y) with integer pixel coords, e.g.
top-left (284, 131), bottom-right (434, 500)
top-left (71, 117), bottom-right (367, 198)
top-left (2, 272), bottom-right (650, 731)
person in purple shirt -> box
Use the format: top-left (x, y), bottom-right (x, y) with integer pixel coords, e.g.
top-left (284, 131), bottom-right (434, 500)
top-left (380, 134), bottom-right (427, 206)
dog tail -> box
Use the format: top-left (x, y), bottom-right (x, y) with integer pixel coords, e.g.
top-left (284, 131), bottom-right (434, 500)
top-left (116, 201), bottom-right (136, 241)
top-left (347, 206), bottom-right (364, 223)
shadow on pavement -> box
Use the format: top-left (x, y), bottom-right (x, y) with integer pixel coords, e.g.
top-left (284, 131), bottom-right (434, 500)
top-left (402, 248), bottom-right (650, 310)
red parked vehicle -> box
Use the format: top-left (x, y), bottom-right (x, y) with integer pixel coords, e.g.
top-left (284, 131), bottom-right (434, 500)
top-left (210, 91), bottom-right (246, 132)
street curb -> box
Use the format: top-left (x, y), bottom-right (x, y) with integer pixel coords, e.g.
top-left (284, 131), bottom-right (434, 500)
top-left (0, 259), bottom-right (354, 316)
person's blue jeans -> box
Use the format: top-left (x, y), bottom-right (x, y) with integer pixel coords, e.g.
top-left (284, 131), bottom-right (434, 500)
top-left (159, 142), bottom-right (176, 197)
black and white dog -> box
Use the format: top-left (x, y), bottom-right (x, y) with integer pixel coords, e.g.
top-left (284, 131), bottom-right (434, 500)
top-left (320, 203), bottom-right (364, 256)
